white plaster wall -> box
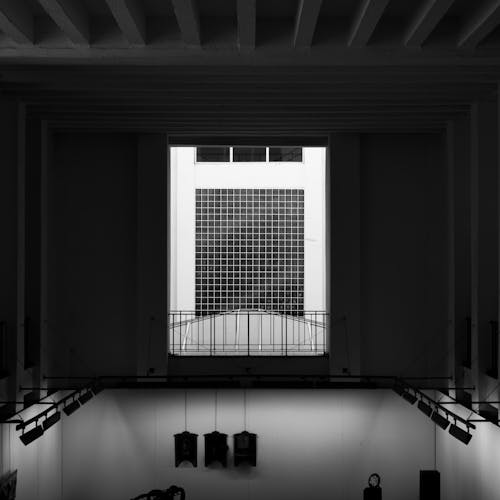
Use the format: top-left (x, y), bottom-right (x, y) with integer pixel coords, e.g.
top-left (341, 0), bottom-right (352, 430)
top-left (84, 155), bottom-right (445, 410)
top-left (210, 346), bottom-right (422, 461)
top-left (170, 147), bottom-right (326, 312)
top-left (438, 418), bottom-right (500, 500)
top-left (6, 389), bottom-right (439, 500)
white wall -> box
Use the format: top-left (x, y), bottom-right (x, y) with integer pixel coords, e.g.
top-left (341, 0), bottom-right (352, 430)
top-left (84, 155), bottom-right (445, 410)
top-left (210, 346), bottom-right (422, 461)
top-left (170, 147), bottom-right (326, 312)
top-left (438, 418), bottom-right (500, 500)
top-left (3, 389), bottom-right (441, 500)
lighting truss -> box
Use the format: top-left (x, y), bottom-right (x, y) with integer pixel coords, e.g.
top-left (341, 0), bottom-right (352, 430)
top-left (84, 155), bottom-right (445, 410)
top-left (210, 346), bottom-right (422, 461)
top-left (393, 378), bottom-right (473, 442)
top-left (11, 380), bottom-right (104, 445)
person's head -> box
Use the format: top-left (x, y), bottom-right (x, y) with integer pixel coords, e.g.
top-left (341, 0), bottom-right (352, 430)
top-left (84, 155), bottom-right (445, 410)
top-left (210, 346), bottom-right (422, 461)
top-left (368, 473), bottom-right (381, 488)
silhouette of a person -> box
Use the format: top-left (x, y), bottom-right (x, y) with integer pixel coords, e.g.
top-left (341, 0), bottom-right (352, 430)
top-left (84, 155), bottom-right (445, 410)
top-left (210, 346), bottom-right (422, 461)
top-left (363, 473), bottom-right (382, 500)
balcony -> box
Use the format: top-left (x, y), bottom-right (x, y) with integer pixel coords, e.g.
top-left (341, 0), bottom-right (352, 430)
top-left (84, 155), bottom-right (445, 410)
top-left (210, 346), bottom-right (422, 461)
top-left (169, 310), bottom-right (327, 356)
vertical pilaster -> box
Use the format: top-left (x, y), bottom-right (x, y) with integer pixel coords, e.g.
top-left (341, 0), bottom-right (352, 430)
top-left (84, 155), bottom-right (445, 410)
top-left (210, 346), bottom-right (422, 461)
top-left (137, 134), bottom-right (168, 376)
top-left (327, 133), bottom-right (361, 375)
top-left (40, 121), bottom-right (50, 391)
top-left (446, 121), bottom-right (456, 385)
top-left (469, 102), bottom-right (480, 401)
top-left (16, 104), bottom-right (26, 411)
top-left (0, 97), bottom-right (19, 417)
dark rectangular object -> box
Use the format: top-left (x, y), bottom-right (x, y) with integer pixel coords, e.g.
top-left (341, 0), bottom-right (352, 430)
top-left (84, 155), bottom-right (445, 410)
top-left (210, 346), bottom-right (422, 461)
top-left (402, 391), bottom-right (417, 404)
top-left (20, 425), bottom-right (43, 446)
top-left (0, 470), bottom-right (17, 499)
top-left (479, 403), bottom-right (498, 424)
top-left (233, 147), bottom-right (266, 162)
top-left (456, 390), bottom-right (472, 410)
top-left (420, 470), bottom-right (440, 500)
top-left (63, 399), bottom-right (80, 416)
top-left (234, 431), bottom-right (257, 466)
top-left (204, 431), bottom-right (228, 467)
top-left (449, 424), bottom-right (472, 445)
top-left (23, 391), bottom-right (38, 410)
top-left (418, 400), bottom-right (433, 417)
top-left (43, 411), bottom-right (61, 431)
top-left (431, 411), bottom-right (450, 430)
top-left (196, 147), bottom-right (230, 162)
top-left (269, 147), bottom-right (303, 162)
top-left (78, 390), bottom-right (93, 405)
top-left (175, 431), bottom-right (198, 467)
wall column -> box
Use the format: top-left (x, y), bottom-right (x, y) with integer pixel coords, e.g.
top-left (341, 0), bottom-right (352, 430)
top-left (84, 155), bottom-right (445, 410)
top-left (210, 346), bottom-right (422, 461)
top-left (137, 134), bottom-right (169, 376)
top-left (0, 98), bottom-right (19, 417)
top-left (327, 133), bottom-right (361, 375)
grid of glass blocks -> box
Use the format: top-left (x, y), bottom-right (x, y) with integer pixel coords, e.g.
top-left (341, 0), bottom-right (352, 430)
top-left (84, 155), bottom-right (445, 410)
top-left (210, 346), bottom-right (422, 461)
top-left (195, 188), bottom-right (305, 315)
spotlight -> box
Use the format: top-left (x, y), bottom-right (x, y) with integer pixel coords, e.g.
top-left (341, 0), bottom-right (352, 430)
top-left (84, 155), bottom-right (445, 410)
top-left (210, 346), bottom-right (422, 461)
top-left (449, 423), bottom-right (472, 445)
top-left (393, 384), bottom-right (405, 396)
top-left (78, 390), bottom-right (93, 406)
top-left (417, 400), bottom-right (433, 417)
top-left (431, 411), bottom-right (450, 430)
top-left (402, 391), bottom-right (417, 405)
top-left (63, 399), bottom-right (80, 416)
top-left (19, 424), bottom-right (44, 446)
top-left (42, 411), bottom-right (61, 431)
top-left (92, 383), bottom-right (103, 396)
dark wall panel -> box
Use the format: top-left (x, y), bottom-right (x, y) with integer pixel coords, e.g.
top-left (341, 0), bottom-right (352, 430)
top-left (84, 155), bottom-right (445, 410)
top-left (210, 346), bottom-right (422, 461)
top-left (48, 133), bottom-right (138, 376)
top-left (360, 133), bottom-right (447, 377)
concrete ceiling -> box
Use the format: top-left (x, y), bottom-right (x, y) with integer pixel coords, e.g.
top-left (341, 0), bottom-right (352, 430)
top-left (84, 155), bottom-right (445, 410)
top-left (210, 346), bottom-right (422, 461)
top-left (1, 0), bottom-right (500, 133)
top-left (1, 0), bottom-right (500, 62)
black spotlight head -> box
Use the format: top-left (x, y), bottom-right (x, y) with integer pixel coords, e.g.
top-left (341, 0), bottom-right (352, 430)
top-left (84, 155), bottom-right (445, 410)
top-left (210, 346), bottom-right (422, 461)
top-left (19, 424), bottom-right (44, 446)
top-left (418, 400), bottom-right (433, 417)
top-left (449, 423), bottom-right (472, 445)
top-left (431, 411), bottom-right (450, 430)
top-left (393, 384), bottom-right (405, 396)
top-left (43, 411), bottom-right (61, 431)
top-left (63, 399), bottom-right (81, 416)
top-left (78, 390), bottom-right (93, 406)
top-left (92, 383), bottom-right (103, 396)
top-left (402, 391), bottom-right (418, 405)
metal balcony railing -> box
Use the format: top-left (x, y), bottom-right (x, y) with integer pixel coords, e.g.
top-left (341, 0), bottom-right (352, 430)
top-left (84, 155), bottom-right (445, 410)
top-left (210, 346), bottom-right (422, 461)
top-left (169, 310), bottom-right (327, 356)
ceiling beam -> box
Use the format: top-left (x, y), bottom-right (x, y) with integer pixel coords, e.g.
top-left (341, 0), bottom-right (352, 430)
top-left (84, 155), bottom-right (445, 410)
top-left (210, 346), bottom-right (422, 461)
top-left (104, 0), bottom-right (145, 46)
top-left (459, 0), bottom-right (500, 49)
top-left (171, 0), bottom-right (200, 46)
top-left (294, 0), bottom-right (323, 49)
top-left (0, 1), bottom-right (33, 45)
top-left (237, 0), bottom-right (256, 51)
top-left (348, 0), bottom-right (390, 47)
top-left (405, 0), bottom-right (454, 48)
top-left (37, 0), bottom-right (89, 45)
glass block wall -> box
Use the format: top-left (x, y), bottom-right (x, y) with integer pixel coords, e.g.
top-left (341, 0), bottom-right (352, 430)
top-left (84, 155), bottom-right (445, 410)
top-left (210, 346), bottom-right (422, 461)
top-left (195, 188), bottom-right (305, 315)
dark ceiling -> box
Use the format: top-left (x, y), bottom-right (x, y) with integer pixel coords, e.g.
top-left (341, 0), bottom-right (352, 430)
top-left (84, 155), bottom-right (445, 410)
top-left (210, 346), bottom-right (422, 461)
top-left (1, 0), bottom-right (500, 133)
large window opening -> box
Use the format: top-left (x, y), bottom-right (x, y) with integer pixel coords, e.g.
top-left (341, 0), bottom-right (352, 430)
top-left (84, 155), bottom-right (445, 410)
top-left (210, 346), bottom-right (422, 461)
top-left (169, 145), bottom-right (326, 356)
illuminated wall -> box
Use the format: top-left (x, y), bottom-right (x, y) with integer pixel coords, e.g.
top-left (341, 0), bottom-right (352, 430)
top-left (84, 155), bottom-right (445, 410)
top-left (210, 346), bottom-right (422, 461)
top-left (2, 390), bottom-right (441, 500)
top-left (438, 420), bottom-right (500, 500)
